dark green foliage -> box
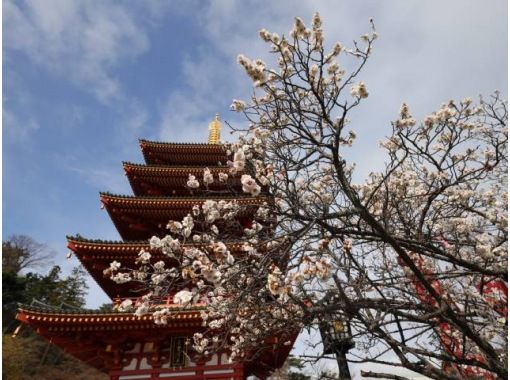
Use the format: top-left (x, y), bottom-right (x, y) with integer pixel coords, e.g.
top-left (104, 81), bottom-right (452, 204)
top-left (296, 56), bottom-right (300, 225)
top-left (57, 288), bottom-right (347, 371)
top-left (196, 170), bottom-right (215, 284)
top-left (2, 235), bottom-right (105, 379)
top-left (317, 370), bottom-right (338, 379)
top-left (2, 271), bottom-right (29, 332)
top-left (28, 265), bottom-right (88, 308)
top-left (288, 356), bottom-right (311, 380)
top-left (3, 265), bottom-right (88, 332)
top-left (97, 303), bottom-right (115, 312)
top-left (289, 372), bottom-right (312, 380)
top-left (288, 356), bottom-right (306, 370)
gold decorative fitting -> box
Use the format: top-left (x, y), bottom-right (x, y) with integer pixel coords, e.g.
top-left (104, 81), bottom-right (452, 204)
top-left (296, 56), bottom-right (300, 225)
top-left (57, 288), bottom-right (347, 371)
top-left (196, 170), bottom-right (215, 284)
top-left (208, 114), bottom-right (222, 144)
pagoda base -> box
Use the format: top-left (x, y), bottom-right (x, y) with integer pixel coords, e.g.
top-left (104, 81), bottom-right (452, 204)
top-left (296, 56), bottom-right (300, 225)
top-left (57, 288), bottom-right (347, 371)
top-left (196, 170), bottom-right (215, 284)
top-left (109, 358), bottom-right (245, 380)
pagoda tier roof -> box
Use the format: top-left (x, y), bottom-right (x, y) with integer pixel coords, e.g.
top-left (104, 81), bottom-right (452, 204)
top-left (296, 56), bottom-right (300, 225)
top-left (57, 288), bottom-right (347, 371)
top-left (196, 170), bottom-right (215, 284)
top-left (123, 162), bottom-right (242, 196)
top-left (67, 236), bottom-right (249, 299)
top-left (17, 303), bottom-right (298, 377)
top-left (100, 193), bottom-right (269, 241)
top-left (67, 235), bottom-right (249, 251)
top-left (17, 303), bottom-right (203, 319)
top-left (139, 139), bottom-right (229, 166)
top-left (17, 304), bottom-right (203, 373)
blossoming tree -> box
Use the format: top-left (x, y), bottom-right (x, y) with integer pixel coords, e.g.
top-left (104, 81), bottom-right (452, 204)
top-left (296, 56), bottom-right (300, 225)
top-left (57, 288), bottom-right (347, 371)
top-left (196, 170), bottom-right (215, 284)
top-left (108, 13), bottom-right (507, 380)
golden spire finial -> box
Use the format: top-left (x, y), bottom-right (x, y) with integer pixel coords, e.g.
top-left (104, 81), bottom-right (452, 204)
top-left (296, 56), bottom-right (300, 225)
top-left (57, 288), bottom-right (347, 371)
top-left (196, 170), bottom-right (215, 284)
top-left (208, 113), bottom-right (222, 144)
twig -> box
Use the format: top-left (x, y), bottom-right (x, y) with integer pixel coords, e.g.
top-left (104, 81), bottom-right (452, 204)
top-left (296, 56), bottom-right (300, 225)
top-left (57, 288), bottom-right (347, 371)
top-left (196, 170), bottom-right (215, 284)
top-left (360, 370), bottom-right (410, 380)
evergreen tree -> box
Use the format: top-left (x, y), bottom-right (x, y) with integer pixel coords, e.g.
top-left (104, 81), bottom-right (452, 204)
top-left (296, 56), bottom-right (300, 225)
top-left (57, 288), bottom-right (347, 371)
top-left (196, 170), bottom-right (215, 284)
top-left (288, 356), bottom-right (311, 380)
top-left (2, 235), bottom-right (105, 379)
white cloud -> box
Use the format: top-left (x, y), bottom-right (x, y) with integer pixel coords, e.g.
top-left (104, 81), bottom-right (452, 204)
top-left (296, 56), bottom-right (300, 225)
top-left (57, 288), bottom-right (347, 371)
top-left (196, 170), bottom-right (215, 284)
top-left (158, 0), bottom-right (506, 175)
top-left (4, 0), bottom-right (150, 103)
top-left (65, 165), bottom-right (129, 195)
top-left (3, 108), bottom-right (40, 142)
top-left (115, 99), bottom-right (149, 153)
top-left (159, 53), bottom-right (242, 142)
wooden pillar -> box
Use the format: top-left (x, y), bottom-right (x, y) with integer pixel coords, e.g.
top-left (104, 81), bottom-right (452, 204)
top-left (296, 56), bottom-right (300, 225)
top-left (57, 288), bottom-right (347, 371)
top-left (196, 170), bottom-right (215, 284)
top-left (150, 341), bottom-right (161, 379)
top-left (195, 359), bottom-right (205, 379)
top-left (233, 363), bottom-right (246, 380)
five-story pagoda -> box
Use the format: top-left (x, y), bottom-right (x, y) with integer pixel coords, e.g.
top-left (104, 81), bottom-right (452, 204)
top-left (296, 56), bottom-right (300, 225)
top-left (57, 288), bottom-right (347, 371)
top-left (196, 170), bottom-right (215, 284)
top-left (16, 116), bottom-right (296, 380)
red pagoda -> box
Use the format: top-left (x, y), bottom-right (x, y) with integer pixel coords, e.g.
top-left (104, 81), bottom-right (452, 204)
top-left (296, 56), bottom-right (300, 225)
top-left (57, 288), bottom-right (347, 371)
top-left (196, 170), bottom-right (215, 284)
top-left (17, 116), bottom-right (296, 380)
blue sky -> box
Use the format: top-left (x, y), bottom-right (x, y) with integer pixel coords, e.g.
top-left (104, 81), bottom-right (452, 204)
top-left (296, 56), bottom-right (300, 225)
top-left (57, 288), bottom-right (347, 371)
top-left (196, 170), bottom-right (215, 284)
top-left (4, 0), bottom-right (507, 313)
top-left (3, 1), bottom-right (507, 375)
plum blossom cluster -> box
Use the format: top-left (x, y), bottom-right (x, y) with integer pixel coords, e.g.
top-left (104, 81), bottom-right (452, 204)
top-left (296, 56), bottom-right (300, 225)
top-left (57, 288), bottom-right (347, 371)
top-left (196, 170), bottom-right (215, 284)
top-left (350, 81), bottom-right (369, 98)
top-left (109, 12), bottom-right (507, 379)
top-left (113, 206), bottom-right (302, 362)
top-left (301, 256), bottom-right (333, 281)
top-left (237, 55), bottom-right (266, 86)
top-left (223, 11), bottom-right (506, 379)
top-left (186, 175), bottom-right (199, 189)
top-left (394, 102), bottom-right (416, 128)
top-left (240, 174), bottom-right (260, 196)
top-left (186, 169), bottom-right (231, 190)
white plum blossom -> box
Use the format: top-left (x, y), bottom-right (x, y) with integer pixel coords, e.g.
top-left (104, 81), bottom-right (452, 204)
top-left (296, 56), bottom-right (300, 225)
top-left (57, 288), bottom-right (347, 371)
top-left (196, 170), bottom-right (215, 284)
top-left (231, 99), bottom-right (246, 112)
top-left (173, 289), bottom-right (193, 306)
top-left (237, 54), bottom-right (266, 84)
top-left (118, 298), bottom-right (133, 312)
top-left (202, 268), bottom-right (222, 284)
top-left (149, 236), bottom-right (163, 249)
top-left (267, 265), bottom-right (283, 296)
top-left (218, 172), bottom-right (229, 183)
top-left (343, 239), bottom-right (353, 252)
top-left (153, 308), bottom-right (170, 325)
top-left (241, 174), bottom-right (261, 196)
top-left (182, 214), bottom-right (194, 237)
top-left (187, 174), bottom-right (200, 189)
top-left (166, 221), bottom-right (183, 234)
top-left (226, 253), bottom-right (235, 265)
top-left (315, 258), bottom-right (333, 280)
top-left (153, 261), bottom-right (165, 271)
top-left (208, 318), bottom-right (226, 329)
top-left (232, 149), bottom-right (246, 173)
top-left (133, 270), bottom-right (148, 281)
top-left (259, 28), bottom-right (271, 42)
top-left (193, 333), bottom-right (209, 353)
top-left (290, 16), bottom-right (307, 39)
top-left (350, 82), bottom-right (369, 98)
top-left (203, 168), bottom-right (214, 186)
top-left (158, 235), bottom-right (180, 257)
top-left (394, 102), bottom-right (416, 128)
top-left (134, 302), bottom-right (150, 317)
top-left (212, 241), bottom-right (228, 256)
top-left (111, 272), bottom-right (131, 284)
top-left (151, 273), bottom-right (166, 285)
top-left (309, 64), bottom-right (319, 79)
top-left (137, 249), bottom-right (151, 264)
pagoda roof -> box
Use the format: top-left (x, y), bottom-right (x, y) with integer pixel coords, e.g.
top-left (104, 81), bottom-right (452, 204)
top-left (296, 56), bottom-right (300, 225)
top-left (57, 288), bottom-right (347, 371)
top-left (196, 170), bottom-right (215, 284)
top-left (19, 136), bottom-right (295, 378)
top-left (68, 235), bottom-right (249, 251)
top-left (67, 236), bottom-right (160, 299)
top-left (67, 236), bottom-right (250, 299)
top-left (139, 139), bottom-right (229, 166)
top-left (17, 303), bottom-right (204, 373)
top-left (100, 193), bottom-right (269, 241)
top-left (17, 303), bottom-right (203, 320)
top-left (123, 162), bottom-right (242, 196)
top-left (17, 303), bottom-right (298, 377)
